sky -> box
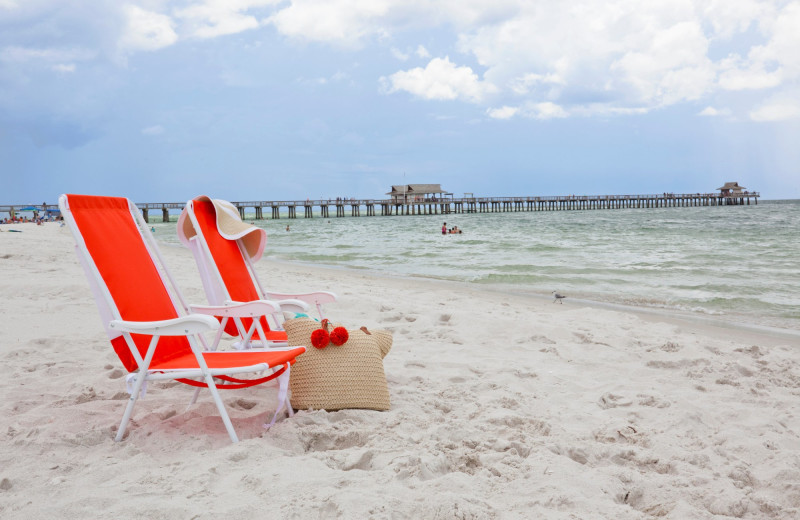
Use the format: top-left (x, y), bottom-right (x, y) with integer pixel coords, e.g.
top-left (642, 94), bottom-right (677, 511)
top-left (1, 0), bottom-right (799, 204)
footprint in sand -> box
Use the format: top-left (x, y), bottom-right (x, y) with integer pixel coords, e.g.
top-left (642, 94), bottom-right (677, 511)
top-left (597, 392), bottom-right (632, 409)
top-left (75, 387), bottom-right (97, 404)
top-left (637, 394), bottom-right (671, 408)
top-left (566, 448), bottom-right (589, 465)
top-left (659, 341), bottom-right (682, 352)
top-left (234, 398), bottom-right (257, 410)
top-left (159, 410), bottom-right (177, 421)
top-left (341, 449), bottom-right (376, 471)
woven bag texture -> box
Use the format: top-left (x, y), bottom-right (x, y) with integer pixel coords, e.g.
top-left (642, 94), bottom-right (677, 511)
top-left (284, 318), bottom-right (391, 411)
top-left (372, 329), bottom-right (393, 359)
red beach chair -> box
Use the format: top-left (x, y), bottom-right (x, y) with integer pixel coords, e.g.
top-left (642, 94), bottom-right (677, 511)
top-left (59, 194), bottom-right (306, 443)
top-left (177, 196), bottom-right (337, 348)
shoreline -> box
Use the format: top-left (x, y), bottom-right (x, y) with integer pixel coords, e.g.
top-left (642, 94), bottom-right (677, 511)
top-left (8, 220), bottom-right (799, 343)
top-left (261, 254), bottom-right (800, 346)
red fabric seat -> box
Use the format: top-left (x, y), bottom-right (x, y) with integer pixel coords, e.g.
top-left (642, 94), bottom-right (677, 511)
top-left (192, 198), bottom-right (288, 343)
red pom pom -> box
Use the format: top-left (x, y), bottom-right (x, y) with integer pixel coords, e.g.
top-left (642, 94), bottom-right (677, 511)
top-left (310, 329), bottom-right (330, 349)
top-left (329, 326), bottom-right (349, 346)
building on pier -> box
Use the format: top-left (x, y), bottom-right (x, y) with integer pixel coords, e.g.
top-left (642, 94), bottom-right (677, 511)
top-left (717, 182), bottom-right (755, 205)
top-left (717, 182), bottom-right (746, 196)
top-left (387, 184), bottom-right (451, 204)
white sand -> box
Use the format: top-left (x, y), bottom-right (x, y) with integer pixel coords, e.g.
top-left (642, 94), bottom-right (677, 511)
top-left (1, 222), bottom-right (799, 519)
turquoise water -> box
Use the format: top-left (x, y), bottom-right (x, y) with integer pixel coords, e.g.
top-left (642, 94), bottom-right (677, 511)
top-left (155, 200), bottom-right (800, 331)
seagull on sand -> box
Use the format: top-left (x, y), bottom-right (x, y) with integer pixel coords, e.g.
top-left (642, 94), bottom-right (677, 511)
top-left (552, 291), bottom-right (566, 304)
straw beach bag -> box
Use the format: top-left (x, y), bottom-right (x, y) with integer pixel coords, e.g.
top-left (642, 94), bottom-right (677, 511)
top-left (284, 318), bottom-right (392, 411)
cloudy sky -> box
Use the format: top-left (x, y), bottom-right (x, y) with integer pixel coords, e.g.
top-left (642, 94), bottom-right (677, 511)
top-left (2, 0), bottom-right (798, 203)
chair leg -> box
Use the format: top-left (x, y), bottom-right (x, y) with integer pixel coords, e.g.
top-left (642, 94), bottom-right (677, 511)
top-left (203, 373), bottom-right (239, 443)
top-left (285, 394), bottom-right (294, 418)
top-left (116, 372), bottom-right (146, 442)
top-left (185, 387), bottom-right (202, 412)
top-left (264, 364), bottom-right (291, 429)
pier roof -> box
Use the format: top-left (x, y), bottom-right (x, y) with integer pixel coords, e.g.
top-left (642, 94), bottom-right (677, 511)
top-left (387, 184), bottom-right (447, 195)
top-left (717, 182), bottom-right (746, 192)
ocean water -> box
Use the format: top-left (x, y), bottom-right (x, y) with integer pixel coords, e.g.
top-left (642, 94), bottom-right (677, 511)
top-left (155, 200), bottom-right (800, 332)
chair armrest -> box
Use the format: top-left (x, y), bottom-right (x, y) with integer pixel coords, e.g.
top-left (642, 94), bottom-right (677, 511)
top-left (272, 299), bottom-right (310, 314)
top-left (265, 291), bottom-right (337, 306)
top-left (190, 300), bottom-right (282, 318)
top-left (109, 315), bottom-right (219, 335)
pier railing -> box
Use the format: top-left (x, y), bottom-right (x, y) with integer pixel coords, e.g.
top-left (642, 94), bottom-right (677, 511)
top-left (1, 192), bottom-right (760, 222)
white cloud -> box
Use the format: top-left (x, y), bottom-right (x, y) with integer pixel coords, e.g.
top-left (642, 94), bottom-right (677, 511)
top-left (267, 0), bottom-right (392, 47)
top-left (142, 125), bottom-right (165, 135)
top-left (175, 0), bottom-right (276, 39)
top-left (524, 101), bottom-right (568, 119)
top-left (391, 47), bottom-right (409, 61)
top-left (488, 101), bottom-right (568, 119)
top-left (510, 72), bottom-right (564, 95)
top-left (715, 3), bottom-right (800, 95)
top-left (10, 0), bottom-right (795, 123)
top-left (718, 64), bottom-right (782, 91)
top-left (297, 70), bottom-right (350, 87)
top-left (449, 2), bottom-right (732, 116)
top-left (52, 63), bottom-right (76, 73)
top-left (263, 1), bottom-right (798, 120)
top-left (703, 0), bottom-right (767, 39)
top-left (487, 105), bottom-right (518, 119)
top-left (749, 93), bottom-right (800, 121)
top-left (748, 2), bottom-right (800, 77)
top-left (698, 106), bottom-right (731, 117)
top-left (0, 46), bottom-right (93, 63)
top-left (382, 56), bottom-right (496, 102)
top-left (119, 5), bottom-right (177, 52)
top-left (609, 20), bottom-right (716, 105)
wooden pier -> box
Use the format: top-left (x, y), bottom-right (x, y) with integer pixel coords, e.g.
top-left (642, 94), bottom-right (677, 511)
top-left (146, 191), bottom-right (758, 222)
top-left (1, 191), bottom-right (759, 223)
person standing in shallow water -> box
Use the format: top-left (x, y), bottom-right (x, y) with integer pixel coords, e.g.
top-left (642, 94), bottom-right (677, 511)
top-left (442, 222), bottom-right (447, 235)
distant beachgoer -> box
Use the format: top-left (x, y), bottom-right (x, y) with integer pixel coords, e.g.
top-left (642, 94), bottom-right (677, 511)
top-left (286, 225), bottom-right (290, 231)
top-left (150, 227), bottom-right (155, 232)
top-left (442, 222), bottom-right (447, 235)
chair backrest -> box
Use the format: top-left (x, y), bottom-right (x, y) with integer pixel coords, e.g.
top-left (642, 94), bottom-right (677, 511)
top-left (60, 194), bottom-right (192, 372)
top-left (191, 198), bottom-right (262, 304)
top-left (180, 198), bottom-right (271, 337)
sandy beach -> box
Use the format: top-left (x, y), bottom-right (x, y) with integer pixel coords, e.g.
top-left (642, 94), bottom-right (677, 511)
top-left (1, 221), bottom-right (799, 519)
